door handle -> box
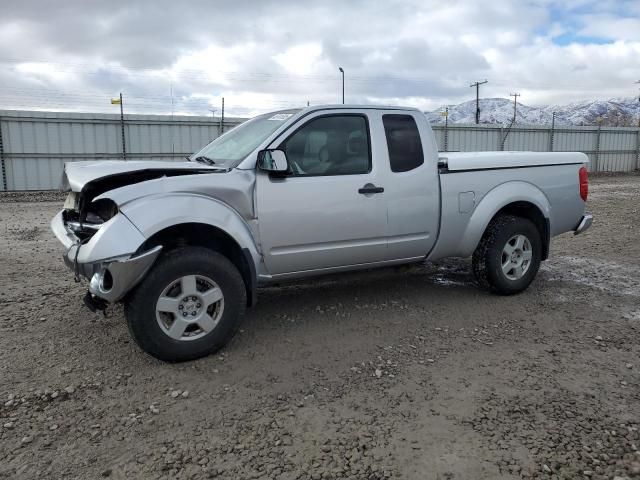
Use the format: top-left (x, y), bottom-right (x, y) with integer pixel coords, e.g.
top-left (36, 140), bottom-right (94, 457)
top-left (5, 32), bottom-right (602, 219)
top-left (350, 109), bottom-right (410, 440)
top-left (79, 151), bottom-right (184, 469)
top-left (358, 183), bottom-right (384, 195)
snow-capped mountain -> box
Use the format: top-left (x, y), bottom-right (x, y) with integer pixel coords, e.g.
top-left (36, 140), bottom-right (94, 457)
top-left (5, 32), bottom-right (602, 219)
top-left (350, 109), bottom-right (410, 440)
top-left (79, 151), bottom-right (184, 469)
top-left (425, 98), bottom-right (640, 127)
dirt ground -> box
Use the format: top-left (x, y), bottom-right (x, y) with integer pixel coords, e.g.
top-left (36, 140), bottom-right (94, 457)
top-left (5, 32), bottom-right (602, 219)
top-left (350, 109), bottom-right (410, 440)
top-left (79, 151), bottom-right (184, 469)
top-left (0, 175), bottom-right (639, 480)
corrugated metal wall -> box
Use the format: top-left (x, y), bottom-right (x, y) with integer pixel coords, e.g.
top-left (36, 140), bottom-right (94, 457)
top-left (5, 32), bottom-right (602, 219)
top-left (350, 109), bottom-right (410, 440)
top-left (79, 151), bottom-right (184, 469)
top-left (0, 110), bottom-right (638, 191)
top-left (0, 110), bottom-right (243, 190)
top-left (433, 123), bottom-right (640, 173)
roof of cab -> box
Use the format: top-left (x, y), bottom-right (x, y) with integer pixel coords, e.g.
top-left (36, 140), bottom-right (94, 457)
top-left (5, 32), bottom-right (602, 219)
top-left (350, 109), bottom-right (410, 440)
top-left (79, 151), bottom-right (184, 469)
top-left (261, 105), bottom-right (422, 120)
top-left (302, 104), bottom-right (421, 113)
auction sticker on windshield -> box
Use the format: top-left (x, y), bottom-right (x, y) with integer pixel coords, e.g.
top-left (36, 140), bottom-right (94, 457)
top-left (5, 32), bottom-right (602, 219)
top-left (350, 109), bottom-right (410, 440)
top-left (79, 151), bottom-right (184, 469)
top-left (268, 113), bottom-right (293, 121)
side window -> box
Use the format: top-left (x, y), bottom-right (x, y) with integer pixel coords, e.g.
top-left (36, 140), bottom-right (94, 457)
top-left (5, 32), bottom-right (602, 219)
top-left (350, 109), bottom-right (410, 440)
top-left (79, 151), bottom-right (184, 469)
top-left (382, 114), bottom-right (424, 173)
top-left (280, 115), bottom-right (371, 176)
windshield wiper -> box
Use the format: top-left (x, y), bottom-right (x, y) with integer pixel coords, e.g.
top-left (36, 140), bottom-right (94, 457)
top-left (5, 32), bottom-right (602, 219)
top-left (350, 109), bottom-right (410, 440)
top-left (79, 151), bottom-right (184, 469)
top-left (192, 155), bottom-right (216, 166)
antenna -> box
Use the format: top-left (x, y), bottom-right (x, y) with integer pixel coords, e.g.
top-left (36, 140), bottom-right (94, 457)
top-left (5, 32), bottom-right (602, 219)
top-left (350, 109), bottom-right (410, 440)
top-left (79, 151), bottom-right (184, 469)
top-left (470, 80), bottom-right (488, 124)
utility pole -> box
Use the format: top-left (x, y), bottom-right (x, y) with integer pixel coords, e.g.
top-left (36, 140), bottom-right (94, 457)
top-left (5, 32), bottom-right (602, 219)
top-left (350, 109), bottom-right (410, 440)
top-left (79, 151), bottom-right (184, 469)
top-left (338, 67), bottom-right (345, 104)
top-left (548, 111), bottom-right (556, 151)
top-left (636, 81), bottom-right (640, 169)
top-left (119, 93), bottom-right (126, 160)
top-left (510, 93), bottom-right (521, 123)
top-left (111, 93), bottom-right (127, 160)
top-left (0, 112), bottom-right (6, 190)
top-left (469, 80), bottom-right (487, 124)
top-left (443, 107), bottom-right (449, 152)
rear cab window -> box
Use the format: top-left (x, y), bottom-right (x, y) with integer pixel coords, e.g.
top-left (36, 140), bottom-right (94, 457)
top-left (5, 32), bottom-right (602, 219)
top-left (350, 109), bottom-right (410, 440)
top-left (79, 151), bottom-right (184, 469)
top-left (382, 114), bottom-right (424, 173)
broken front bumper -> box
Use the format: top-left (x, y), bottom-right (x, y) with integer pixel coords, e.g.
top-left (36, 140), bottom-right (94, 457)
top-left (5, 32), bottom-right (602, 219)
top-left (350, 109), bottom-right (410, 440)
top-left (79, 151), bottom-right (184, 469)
top-left (51, 210), bottom-right (162, 302)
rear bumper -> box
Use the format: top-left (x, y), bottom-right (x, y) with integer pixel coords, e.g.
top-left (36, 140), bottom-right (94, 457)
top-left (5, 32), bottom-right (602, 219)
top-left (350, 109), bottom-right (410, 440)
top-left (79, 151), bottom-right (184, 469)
top-left (574, 213), bottom-right (593, 235)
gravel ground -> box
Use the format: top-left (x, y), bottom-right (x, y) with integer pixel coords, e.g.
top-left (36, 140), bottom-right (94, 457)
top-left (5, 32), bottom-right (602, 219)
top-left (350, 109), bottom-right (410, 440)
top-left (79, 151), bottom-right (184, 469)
top-left (0, 175), bottom-right (639, 480)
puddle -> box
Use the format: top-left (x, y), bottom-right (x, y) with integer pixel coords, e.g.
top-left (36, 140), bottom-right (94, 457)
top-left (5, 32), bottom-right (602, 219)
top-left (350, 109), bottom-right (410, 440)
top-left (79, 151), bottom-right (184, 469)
top-left (430, 276), bottom-right (469, 287)
top-left (541, 255), bottom-right (640, 298)
top-left (416, 259), bottom-right (475, 288)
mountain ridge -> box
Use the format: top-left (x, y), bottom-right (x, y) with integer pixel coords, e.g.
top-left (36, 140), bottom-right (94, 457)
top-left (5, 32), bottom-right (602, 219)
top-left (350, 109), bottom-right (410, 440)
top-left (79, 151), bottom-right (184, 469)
top-left (425, 97), bottom-right (640, 127)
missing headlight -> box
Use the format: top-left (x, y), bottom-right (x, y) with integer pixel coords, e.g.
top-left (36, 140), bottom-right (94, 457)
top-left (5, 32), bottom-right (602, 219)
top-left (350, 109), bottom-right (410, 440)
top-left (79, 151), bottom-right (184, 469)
top-left (63, 198), bottom-right (119, 241)
top-left (86, 198), bottom-right (119, 223)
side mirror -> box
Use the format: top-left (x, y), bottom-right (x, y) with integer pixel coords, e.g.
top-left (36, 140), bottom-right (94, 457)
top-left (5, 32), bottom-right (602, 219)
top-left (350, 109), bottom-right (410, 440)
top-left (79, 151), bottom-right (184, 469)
top-left (257, 149), bottom-right (288, 173)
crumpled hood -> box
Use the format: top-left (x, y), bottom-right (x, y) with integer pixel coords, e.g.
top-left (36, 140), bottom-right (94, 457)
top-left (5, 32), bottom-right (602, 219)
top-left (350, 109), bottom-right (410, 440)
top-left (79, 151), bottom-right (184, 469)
top-left (62, 160), bottom-right (222, 192)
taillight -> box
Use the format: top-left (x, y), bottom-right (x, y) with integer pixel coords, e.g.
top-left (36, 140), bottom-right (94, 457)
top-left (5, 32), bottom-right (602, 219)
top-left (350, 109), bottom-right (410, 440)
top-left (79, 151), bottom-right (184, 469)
top-left (579, 166), bottom-right (588, 202)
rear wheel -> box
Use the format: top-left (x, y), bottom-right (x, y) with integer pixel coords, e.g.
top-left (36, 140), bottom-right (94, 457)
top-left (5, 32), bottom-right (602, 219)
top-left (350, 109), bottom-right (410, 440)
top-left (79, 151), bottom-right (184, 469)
top-left (125, 247), bottom-right (246, 362)
top-left (472, 214), bottom-right (542, 295)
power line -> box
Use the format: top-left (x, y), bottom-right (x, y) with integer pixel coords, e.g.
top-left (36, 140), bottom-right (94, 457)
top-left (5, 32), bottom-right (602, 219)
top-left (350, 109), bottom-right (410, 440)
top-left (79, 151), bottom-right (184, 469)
top-left (0, 90), bottom-right (315, 116)
top-left (3, 58), bottom-right (638, 101)
top-left (0, 57), bottom-right (477, 92)
top-left (0, 86), bottom-right (315, 105)
top-left (0, 57), bottom-right (461, 82)
top-left (0, 58), bottom-right (423, 83)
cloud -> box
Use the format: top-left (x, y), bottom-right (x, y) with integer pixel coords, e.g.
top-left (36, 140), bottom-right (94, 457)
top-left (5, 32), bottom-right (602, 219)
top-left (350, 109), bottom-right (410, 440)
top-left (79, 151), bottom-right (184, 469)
top-left (0, 0), bottom-right (638, 116)
top-left (578, 14), bottom-right (640, 41)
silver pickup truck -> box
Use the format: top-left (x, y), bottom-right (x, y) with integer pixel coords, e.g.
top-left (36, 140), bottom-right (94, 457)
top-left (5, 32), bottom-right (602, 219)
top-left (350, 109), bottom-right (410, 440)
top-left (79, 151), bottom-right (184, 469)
top-left (51, 105), bottom-right (592, 361)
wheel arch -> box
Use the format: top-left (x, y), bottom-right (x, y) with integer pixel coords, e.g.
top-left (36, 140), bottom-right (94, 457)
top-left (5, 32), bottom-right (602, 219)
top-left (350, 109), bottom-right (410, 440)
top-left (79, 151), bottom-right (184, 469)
top-left (490, 201), bottom-right (550, 260)
top-left (137, 222), bottom-right (257, 307)
top-left (461, 181), bottom-right (552, 259)
top-left (121, 194), bottom-right (261, 307)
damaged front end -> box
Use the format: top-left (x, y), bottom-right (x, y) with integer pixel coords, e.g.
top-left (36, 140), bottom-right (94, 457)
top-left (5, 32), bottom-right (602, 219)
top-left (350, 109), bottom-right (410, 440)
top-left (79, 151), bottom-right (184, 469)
top-left (52, 188), bottom-right (161, 309)
top-left (51, 159), bottom-right (231, 310)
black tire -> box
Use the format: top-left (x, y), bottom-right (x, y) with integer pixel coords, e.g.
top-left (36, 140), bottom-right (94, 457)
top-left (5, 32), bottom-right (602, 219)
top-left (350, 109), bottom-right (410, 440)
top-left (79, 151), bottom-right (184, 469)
top-left (472, 214), bottom-right (542, 295)
top-left (125, 247), bottom-right (246, 362)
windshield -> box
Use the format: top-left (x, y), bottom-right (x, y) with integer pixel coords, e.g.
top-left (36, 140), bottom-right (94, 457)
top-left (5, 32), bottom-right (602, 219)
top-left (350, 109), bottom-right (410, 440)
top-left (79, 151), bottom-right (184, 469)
top-left (191, 109), bottom-right (300, 168)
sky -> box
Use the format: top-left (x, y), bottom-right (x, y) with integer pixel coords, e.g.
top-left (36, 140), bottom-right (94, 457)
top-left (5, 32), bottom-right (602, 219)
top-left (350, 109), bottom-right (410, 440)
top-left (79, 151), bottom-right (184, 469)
top-left (0, 0), bottom-right (639, 117)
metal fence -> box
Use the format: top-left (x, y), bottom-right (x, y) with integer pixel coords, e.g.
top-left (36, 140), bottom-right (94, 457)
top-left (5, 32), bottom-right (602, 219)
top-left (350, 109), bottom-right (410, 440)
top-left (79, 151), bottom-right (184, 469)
top-left (432, 123), bottom-right (640, 173)
top-left (0, 110), bottom-right (243, 191)
top-left (1, 110), bottom-right (639, 191)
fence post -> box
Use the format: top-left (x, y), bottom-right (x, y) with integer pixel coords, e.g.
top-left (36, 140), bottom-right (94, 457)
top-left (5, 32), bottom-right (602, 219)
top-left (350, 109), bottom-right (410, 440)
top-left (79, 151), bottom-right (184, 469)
top-left (444, 110), bottom-right (449, 152)
top-left (594, 125), bottom-right (601, 172)
top-left (119, 93), bottom-right (127, 161)
top-left (0, 114), bottom-right (6, 191)
top-left (219, 97), bottom-right (225, 136)
top-left (636, 128), bottom-right (640, 171)
top-left (548, 112), bottom-right (555, 151)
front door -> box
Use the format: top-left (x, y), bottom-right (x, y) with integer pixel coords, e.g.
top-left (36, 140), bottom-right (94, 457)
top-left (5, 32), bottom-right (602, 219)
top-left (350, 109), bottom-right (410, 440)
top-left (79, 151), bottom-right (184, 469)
top-left (256, 111), bottom-right (387, 276)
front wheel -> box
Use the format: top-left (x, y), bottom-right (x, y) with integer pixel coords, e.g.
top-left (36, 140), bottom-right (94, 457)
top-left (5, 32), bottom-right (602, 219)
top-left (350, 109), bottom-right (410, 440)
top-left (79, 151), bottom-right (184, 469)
top-left (472, 214), bottom-right (542, 295)
top-left (125, 247), bottom-right (246, 362)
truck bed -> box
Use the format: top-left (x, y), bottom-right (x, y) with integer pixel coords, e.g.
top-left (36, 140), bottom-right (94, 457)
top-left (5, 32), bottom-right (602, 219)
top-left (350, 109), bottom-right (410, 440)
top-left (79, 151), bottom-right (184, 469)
top-left (440, 151), bottom-right (587, 172)
top-left (428, 152), bottom-right (588, 261)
